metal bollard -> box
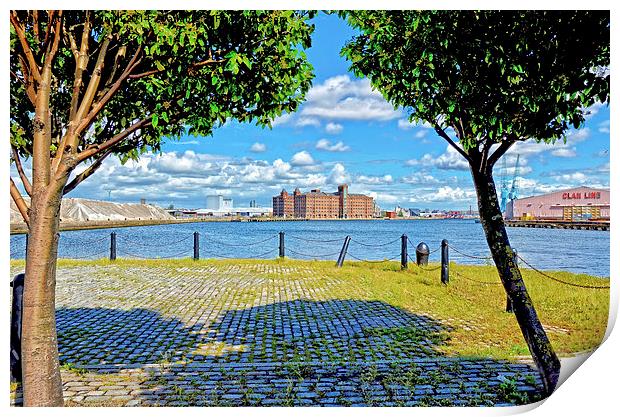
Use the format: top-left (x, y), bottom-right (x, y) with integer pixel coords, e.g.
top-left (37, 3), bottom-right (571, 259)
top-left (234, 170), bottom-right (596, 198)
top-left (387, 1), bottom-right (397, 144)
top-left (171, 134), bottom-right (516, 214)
top-left (279, 231), bottom-right (285, 258)
top-left (506, 249), bottom-right (517, 313)
top-left (416, 242), bottom-right (429, 266)
top-left (110, 232), bottom-right (117, 261)
top-left (193, 232), bottom-right (200, 260)
top-left (401, 234), bottom-right (408, 270)
top-left (25, 234), bottom-right (29, 258)
top-left (10, 273), bottom-right (25, 383)
top-left (336, 236), bottom-right (351, 267)
top-left (441, 239), bottom-right (449, 285)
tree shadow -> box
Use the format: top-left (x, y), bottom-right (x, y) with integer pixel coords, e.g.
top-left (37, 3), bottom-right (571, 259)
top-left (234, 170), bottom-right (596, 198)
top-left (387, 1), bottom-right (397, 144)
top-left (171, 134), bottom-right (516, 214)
top-left (50, 300), bottom-right (544, 407)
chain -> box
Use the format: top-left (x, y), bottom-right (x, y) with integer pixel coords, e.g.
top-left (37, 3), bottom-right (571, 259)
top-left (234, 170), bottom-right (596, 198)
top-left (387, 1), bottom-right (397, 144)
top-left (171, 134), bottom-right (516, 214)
top-left (516, 254), bottom-right (610, 289)
top-left (350, 237), bottom-right (401, 247)
top-left (348, 253), bottom-right (400, 263)
top-left (448, 244), bottom-right (493, 260)
top-left (60, 249), bottom-right (110, 260)
top-left (287, 248), bottom-right (342, 258)
top-left (202, 234), bottom-right (278, 247)
top-left (288, 235), bottom-right (345, 243)
top-left (453, 270), bottom-right (502, 285)
top-left (117, 234), bottom-right (193, 247)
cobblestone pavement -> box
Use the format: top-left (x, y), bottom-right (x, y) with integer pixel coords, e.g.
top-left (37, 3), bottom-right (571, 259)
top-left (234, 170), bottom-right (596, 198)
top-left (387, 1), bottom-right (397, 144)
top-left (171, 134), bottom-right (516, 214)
top-left (10, 263), bottom-right (544, 406)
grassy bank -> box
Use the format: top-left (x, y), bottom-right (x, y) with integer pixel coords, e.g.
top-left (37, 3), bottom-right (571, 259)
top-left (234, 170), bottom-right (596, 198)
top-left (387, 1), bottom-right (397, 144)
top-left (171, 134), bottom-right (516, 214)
top-left (10, 258), bottom-right (609, 360)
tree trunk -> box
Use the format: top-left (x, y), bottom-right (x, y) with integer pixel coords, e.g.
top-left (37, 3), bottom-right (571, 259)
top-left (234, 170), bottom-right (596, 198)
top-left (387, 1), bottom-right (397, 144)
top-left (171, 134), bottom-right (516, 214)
top-left (472, 169), bottom-right (560, 396)
top-left (21, 183), bottom-right (65, 406)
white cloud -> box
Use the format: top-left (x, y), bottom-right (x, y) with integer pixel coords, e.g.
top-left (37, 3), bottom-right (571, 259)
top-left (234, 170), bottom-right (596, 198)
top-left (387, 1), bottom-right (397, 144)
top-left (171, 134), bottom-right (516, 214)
top-left (415, 130), bottom-right (428, 139)
top-left (290, 151), bottom-right (315, 166)
top-left (553, 172), bottom-right (587, 183)
top-left (315, 139), bottom-right (351, 152)
top-left (397, 119), bottom-right (415, 130)
top-left (325, 122), bottom-right (344, 134)
top-left (295, 117), bottom-right (321, 128)
top-left (301, 75), bottom-right (401, 121)
top-left (406, 146), bottom-right (470, 171)
top-left (401, 173), bottom-right (440, 185)
top-left (598, 119), bottom-right (610, 134)
top-left (408, 186), bottom-right (477, 203)
top-left (327, 163), bottom-right (350, 184)
top-left (550, 147), bottom-right (577, 158)
top-left (356, 174), bottom-right (393, 185)
top-left (249, 142), bottom-right (267, 153)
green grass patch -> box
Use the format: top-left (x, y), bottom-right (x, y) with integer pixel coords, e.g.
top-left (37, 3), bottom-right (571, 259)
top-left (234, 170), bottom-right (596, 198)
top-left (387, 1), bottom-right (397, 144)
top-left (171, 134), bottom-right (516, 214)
top-left (10, 257), bottom-right (609, 360)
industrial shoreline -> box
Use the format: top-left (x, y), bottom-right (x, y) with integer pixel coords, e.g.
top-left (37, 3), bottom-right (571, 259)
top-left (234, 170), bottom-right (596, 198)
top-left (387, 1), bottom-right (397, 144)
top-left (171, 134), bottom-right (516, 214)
top-left (10, 216), bottom-right (610, 235)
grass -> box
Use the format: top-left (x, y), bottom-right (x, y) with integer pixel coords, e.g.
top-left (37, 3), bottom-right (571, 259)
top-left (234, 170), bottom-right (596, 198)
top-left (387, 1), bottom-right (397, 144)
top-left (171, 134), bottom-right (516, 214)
top-left (10, 257), bottom-right (609, 360)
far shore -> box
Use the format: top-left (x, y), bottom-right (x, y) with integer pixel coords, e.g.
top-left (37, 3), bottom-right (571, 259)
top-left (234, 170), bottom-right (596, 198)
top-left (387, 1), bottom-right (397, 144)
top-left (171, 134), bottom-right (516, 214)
top-left (10, 216), bottom-right (463, 234)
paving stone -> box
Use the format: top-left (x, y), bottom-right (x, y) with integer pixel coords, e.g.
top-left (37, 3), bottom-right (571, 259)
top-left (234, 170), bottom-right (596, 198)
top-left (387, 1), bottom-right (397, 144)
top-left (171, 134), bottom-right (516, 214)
top-left (9, 263), bottom-right (545, 407)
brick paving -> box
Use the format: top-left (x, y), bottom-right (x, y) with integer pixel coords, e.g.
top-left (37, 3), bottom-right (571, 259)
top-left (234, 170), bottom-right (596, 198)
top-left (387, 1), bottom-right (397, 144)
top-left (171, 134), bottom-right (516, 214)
top-left (10, 263), bottom-right (544, 407)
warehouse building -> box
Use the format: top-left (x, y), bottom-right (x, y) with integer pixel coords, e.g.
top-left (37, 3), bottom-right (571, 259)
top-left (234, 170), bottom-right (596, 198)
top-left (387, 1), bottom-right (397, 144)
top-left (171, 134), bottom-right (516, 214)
top-left (273, 184), bottom-right (374, 219)
top-left (506, 186), bottom-right (610, 221)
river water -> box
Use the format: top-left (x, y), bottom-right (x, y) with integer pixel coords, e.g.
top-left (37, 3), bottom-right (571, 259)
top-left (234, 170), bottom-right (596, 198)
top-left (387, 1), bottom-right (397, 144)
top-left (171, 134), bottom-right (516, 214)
top-left (9, 219), bottom-right (610, 277)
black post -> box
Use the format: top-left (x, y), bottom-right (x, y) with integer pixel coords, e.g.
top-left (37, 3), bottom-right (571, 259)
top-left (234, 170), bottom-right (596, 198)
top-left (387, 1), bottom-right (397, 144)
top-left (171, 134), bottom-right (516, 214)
top-left (10, 273), bottom-right (25, 383)
top-left (193, 232), bottom-right (200, 260)
top-left (336, 236), bottom-right (351, 267)
top-left (506, 249), bottom-right (517, 313)
top-left (25, 233), bottom-right (29, 258)
top-left (441, 239), bottom-right (449, 285)
top-left (279, 231), bottom-right (285, 258)
top-left (401, 234), bottom-right (408, 270)
top-left (110, 232), bottom-right (117, 261)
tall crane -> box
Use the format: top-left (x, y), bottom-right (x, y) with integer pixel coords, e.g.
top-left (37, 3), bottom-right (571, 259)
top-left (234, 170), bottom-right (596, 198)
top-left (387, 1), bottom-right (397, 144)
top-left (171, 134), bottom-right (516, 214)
top-left (508, 154), bottom-right (520, 202)
top-left (499, 157), bottom-right (509, 213)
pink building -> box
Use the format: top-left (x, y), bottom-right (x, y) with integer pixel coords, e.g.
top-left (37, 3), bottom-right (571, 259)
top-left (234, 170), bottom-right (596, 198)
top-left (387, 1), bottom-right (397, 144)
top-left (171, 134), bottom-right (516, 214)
top-left (506, 186), bottom-right (610, 221)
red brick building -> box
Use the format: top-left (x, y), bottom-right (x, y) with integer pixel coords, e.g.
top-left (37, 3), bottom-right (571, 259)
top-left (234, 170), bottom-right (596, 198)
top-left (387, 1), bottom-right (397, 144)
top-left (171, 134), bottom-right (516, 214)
top-left (272, 189), bottom-right (294, 217)
top-left (274, 184), bottom-right (374, 219)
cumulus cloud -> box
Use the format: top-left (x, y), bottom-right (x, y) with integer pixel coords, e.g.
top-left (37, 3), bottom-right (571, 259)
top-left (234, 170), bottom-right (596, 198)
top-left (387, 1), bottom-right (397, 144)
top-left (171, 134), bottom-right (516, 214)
top-left (598, 119), bottom-right (610, 134)
top-left (250, 142), bottom-right (267, 153)
top-left (290, 151), bottom-right (315, 166)
top-left (408, 186), bottom-right (477, 203)
top-left (401, 172), bottom-right (441, 185)
top-left (553, 172), bottom-right (587, 183)
top-left (301, 75), bottom-right (401, 121)
top-left (406, 146), bottom-right (470, 171)
top-left (325, 122), bottom-right (344, 134)
top-left (551, 147), bottom-right (577, 158)
top-left (315, 139), bottom-right (351, 152)
top-left (356, 174), bottom-right (393, 185)
top-left (295, 117), bottom-right (321, 128)
top-left (327, 163), bottom-right (350, 184)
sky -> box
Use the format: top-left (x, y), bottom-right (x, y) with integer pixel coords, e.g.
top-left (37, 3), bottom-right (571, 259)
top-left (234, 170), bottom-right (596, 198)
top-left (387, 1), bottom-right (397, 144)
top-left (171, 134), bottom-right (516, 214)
top-left (12, 13), bottom-right (611, 210)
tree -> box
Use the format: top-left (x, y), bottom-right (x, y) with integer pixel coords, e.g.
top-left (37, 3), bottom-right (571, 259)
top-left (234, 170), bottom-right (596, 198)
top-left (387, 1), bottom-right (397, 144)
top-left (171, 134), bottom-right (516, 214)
top-left (10, 10), bottom-right (315, 406)
top-left (340, 10), bottom-right (609, 395)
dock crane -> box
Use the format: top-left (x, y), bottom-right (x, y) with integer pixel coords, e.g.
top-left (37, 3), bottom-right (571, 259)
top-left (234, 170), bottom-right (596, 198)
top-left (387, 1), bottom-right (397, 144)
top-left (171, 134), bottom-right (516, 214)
top-left (499, 157), bottom-right (509, 213)
top-left (508, 154), bottom-right (521, 202)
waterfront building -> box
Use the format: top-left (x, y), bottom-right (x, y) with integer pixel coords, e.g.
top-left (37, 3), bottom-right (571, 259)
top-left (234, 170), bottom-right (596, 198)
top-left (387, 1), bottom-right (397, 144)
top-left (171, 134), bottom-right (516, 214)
top-left (274, 184), bottom-right (374, 219)
top-left (505, 186), bottom-right (610, 221)
top-left (273, 189), bottom-right (294, 217)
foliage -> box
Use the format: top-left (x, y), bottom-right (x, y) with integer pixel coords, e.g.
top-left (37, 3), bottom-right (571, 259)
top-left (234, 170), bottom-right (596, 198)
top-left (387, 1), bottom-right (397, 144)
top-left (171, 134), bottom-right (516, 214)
top-left (341, 11), bottom-right (609, 157)
top-left (10, 10), bottom-right (315, 166)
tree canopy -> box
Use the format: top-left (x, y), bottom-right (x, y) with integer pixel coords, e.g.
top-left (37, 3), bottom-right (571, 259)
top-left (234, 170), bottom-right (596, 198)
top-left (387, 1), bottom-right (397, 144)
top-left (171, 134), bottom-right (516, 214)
top-left (341, 10), bottom-right (609, 170)
top-left (10, 10), bottom-right (315, 196)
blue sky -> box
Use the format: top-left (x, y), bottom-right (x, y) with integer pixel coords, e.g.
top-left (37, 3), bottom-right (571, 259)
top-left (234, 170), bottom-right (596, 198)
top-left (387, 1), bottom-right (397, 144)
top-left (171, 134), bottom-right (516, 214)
top-left (28, 13), bottom-right (611, 210)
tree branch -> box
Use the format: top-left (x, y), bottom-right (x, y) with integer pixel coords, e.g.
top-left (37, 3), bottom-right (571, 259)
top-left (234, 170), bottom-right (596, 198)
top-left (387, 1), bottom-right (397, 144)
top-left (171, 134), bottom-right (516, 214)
top-left (10, 177), bottom-right (30, 225)
top-left (63, 148), bottom-right (113, 195)
top-left (11, 145), bottom-right (32, 196)
top-left (487, 139), bottom-right (516, 169)
top-left (71, 34), bottom-right (112, 132)
top-left (68, 10), bottom-right (91, 122)
top-left (10, 12), bottom-right (42, 85)
top-left (76, 117), bottom-right (152, 163)
top-left (433, 122), bottom-right (472, 163)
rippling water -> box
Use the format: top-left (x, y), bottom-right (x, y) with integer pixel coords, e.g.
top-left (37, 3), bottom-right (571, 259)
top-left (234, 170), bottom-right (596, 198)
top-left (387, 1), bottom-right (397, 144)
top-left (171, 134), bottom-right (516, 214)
top-left (10, 219), bottom-right (610, 277)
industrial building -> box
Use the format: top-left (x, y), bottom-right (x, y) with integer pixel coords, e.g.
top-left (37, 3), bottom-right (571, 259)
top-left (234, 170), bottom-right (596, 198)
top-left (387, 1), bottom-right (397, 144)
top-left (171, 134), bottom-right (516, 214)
top-left (273, 184), bottom-right (374, 219)
top-left (505, 186), bottom-right (610, 221)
